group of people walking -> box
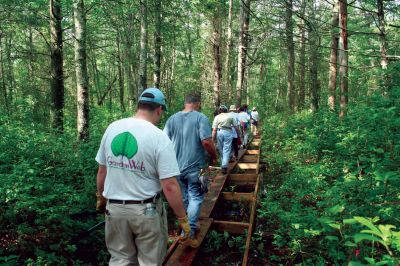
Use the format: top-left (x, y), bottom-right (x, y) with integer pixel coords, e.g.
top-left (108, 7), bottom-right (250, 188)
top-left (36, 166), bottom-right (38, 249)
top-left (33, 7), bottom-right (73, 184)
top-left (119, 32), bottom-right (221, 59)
top-left (95, 88), bottom-right (259, 265)
top-left (212, 104), bottom-right (259, 174)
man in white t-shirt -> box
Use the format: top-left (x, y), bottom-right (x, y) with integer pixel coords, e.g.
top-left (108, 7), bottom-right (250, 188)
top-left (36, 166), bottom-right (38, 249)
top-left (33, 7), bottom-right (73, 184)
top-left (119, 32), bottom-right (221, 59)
top-left (251, 107), bottom-right (259, 135)
top-left (238, 106), bottom-right (251, 146)
top-left (95, 88), bottom-right (190, 266)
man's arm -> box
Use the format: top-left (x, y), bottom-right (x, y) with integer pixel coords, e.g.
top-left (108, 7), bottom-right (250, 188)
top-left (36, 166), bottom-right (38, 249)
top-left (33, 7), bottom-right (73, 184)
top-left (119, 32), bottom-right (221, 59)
top-left (96, 165), bottom-right (107, 195)
top-left (161, 177), bottom-right (186, 218)
top-left (201, 138), bottom-right (218, 165)
top-left (212, 128), bottom-right (217, 142)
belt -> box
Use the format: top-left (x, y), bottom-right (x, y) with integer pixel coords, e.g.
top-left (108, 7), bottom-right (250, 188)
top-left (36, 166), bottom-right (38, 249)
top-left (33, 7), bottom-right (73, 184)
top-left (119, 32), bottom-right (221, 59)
top-left (109, 194), bottom-right (160, 205)
top-left (217, 127), bottom-right (231, 131)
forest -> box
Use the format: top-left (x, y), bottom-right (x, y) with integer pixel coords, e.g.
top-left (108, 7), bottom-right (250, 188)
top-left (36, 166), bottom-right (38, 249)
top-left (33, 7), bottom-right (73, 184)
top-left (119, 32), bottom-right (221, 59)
top-left (0, 0), bottom-right (399, 265)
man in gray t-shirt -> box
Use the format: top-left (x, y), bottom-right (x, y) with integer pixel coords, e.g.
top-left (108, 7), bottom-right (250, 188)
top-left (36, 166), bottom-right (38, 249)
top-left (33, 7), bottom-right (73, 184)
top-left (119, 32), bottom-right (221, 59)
top-left (164, 92), bottom-right (217, 247)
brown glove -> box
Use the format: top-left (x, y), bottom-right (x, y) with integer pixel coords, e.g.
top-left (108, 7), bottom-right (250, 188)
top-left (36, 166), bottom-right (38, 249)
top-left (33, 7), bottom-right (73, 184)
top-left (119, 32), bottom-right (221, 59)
top-left (177, 216), bottom-right (191, 242)
top-left (96, 192), bottom-right (107, 213)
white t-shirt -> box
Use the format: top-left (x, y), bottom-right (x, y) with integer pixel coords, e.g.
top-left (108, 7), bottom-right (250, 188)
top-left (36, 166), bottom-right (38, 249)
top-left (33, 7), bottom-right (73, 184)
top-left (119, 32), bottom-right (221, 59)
top-left (96, 117), bottom-right (181, 200)
top-left (238, 112), bottom-right (250, 123)
top-left (251, 111), bottom-right (259, 122)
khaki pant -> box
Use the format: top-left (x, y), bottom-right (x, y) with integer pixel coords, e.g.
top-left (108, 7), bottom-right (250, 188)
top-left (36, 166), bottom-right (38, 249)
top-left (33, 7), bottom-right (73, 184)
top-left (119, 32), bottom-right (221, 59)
top-left (105, 199), bottom-right (168, 266)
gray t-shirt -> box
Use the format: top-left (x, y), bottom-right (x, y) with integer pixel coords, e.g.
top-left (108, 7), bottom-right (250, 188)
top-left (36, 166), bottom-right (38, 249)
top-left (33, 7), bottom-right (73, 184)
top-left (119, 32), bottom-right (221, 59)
top-left (164, 111), bottom-right (212, 174)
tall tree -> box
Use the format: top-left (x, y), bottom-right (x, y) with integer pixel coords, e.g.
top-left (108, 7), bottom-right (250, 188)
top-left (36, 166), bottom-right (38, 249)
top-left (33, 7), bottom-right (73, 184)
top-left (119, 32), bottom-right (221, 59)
top-left (74, 0), bottom-right (89, 140)
top-left (50, 0), bottom-right (65, 131)
top-left (139, 0), bottom-right (148, 96)
top-left (153, 0), bottom-right (162, 88)
top-left (376, 0), bottom-right (388, 70)
top-left (286, 0), bottom-right (295, 112)
top-left (298, 0), bottom-right (307, 110)
top-left (338, 0), bottom-right (348, 117)
top-left (309, 1), bottom-right (320, 112)
top-left (235, 0), bottom-right (251, 107)
top-left (328, 1), bottom-right (339, 111)
top-left (224, 0), bottom-right (233, 101)
top-left (212, 5), bottom-right (222, 109)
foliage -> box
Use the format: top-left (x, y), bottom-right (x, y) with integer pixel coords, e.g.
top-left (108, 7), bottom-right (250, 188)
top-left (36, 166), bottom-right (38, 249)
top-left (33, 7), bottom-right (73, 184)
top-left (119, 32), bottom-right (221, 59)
top-left (253, 88), bottom-right (400, 264)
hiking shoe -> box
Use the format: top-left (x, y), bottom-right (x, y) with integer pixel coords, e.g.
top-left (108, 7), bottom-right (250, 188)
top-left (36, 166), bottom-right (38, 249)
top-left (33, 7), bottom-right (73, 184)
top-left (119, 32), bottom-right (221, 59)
top-left (183, 236), bottom-right (201, 248)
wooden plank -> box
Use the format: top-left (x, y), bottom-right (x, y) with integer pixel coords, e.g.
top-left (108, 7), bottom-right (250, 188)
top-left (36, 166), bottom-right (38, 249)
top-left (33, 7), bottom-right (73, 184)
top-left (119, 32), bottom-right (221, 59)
top-left (221, 192), bottom-right (255, 202)
top-left (200, 149), bottom-right (246, 218)
top-left (237, 163), bottom-right (258, 170)
top-left (241, 155), bottom-right (258, 163)
top-left (242, 175), bottom-right (261, 266)
top-left (164, 218), bottom-right (213, 266)
top-left (229, 174), bottom-right (258, 183)
top-left (212, 220), bottom-right (250, 234)
top-left (245, 150), bottom-right (259, 155)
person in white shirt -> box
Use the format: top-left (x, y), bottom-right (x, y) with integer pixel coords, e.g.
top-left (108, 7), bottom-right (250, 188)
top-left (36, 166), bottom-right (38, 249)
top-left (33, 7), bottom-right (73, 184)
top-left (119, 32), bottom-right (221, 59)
top-left (228, 105), bottom-right (241, 161)
top-left (251, 107), bottom-right (259, 135)
top-left (95, 88), bottom-right (190, 266)
top-left (238, 106), bottom-right (251, 146)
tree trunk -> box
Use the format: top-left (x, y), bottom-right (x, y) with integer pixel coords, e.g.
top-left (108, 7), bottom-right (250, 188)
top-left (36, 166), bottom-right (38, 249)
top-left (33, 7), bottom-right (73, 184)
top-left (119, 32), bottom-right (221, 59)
top-left (298, 0), bottom-right (306, 109)
top-left (138, 0), bottom-right (148, 97)
top-left (117, 31), bottom-right (125, 112)
top-left (376, 0), bottom-right (388, 70)
top-left (286, 0), bottom-right (295, 113)
top-left (153, 0), bottom-right (162, 88)
top-left (74, 0), bottom-right (89, 140)
top-left (212, 12), bottom-right (222, 109)
top-left (235, 0), bottom-right (251, 107)
top-left (308, 0), bottom-right (320, 113)
top-left (339, 0), bottom-right (348, 117)
top-left (225, 0), bottom-right (233, 102)
top-left (124, 12), bottom-right (135, 107)
top-left (0, 31), bottom-right (8, 113)
top-left (328, 1), bottom-right (339, 111)
top-left (50, 0), bottom-right (65, 132)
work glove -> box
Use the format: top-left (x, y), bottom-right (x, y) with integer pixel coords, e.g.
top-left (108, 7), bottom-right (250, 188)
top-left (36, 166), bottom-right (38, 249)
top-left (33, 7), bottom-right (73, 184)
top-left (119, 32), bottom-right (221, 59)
top-left (96, 192), bottom-right (107, 213)
top-left (177, 216), bottom-right (191, 242)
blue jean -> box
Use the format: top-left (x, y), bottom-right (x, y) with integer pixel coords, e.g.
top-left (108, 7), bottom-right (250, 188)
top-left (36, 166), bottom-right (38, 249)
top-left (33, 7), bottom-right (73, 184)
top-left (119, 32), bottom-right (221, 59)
top-left (177, 169), bottom-right (204, 237)
top-left (217, 129), bottom-right (233, 168)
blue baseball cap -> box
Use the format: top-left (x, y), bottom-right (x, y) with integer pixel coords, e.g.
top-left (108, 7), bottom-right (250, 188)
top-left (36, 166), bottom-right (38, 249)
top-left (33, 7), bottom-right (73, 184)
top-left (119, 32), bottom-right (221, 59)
top-left (138, 88), bottom-right (167, 111)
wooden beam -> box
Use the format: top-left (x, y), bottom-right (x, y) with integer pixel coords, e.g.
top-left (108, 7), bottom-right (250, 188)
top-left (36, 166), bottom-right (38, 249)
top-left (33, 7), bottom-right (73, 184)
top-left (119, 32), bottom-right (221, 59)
top-left (245, 150), bottom-right (259, 155)
top-left (241, 155), bottom-right (258, 162)
top-left (164, 218), bottom-right (213, 266)
top-left (237, 163), bottom-right (258, 170)
top-left (212, 220), bottom-right (250, 234)
top-left (221, 192), bottom-right (255, 202)
top-left (229, 174), bottom-right (258, 183)
top-left (242, 175), bottom-right (261, 266)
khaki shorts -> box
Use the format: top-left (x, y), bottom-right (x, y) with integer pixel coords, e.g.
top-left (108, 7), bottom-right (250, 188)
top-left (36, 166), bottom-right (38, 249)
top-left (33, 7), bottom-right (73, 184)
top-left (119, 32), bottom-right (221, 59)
top-left (105, 199), bottom-right (168, 266)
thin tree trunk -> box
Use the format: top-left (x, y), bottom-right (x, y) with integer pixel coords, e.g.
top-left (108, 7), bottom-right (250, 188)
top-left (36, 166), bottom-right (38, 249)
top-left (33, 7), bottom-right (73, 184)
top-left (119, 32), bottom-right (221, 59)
top-left (50, 0), bottom-right (65, 132)
top-left (117, 31), bottom-right (125, 112)
top-left (153, 0), bottom-right (162, 88)
top-left (124, 12), bottom-right (135, 107)
top-left (74, 0), bottom-right (89, 140)
top-left (0, 31), bottom-right (8, 113)
top-left (376, 0), bottom-right (388, 70)
top-left (235, 0), bottom-right (251, 107)
top-left (339, 0), bottom-right (348, 117)
top-left (309, 1), bottom-right (319, 113)
top-left (138, 0), bottom-right (148, 97)
top-left (298, 0), bottom-right (306, 109)
top-left (286, 0), bottom-right (295, 113)
top-left (225, 0), bottom-right (233, 102)
top-left (328, 1), bottom-right (339, 111)
top-left (212, 11), bottom-right (222, 109)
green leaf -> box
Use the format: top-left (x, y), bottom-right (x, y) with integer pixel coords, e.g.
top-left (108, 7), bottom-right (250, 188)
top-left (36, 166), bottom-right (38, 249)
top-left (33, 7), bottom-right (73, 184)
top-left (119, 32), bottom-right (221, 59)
top-left (354, 217), bottom-right (381, 236)
top-left (353, 233), bottom-right (381, 243)
top-left (111, 132), bottom-right (138, 159)
top-left (328, 205), bottom-right (345, 214)
top-left (328, 223), bottom-right (341, 230)
top-left (344, 241), bottom-right (357, 247)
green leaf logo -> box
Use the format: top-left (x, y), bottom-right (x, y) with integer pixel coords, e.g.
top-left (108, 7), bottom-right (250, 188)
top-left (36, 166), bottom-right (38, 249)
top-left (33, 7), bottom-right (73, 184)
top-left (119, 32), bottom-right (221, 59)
top-left (111, 132), bottom-right (138, 159)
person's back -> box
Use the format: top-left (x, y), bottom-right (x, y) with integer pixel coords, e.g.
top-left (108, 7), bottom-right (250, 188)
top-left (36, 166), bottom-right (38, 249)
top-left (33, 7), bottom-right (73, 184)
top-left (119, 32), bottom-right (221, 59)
top-left (97, 117), bottom-right (177, 200)
top-left (164, 111), bottom-right (210, 174)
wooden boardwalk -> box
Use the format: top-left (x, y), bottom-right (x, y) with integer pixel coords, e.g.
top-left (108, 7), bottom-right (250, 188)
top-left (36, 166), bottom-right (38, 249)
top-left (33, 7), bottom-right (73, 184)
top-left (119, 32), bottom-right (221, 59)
top-left (163, 135), bottom-right (262, 266)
